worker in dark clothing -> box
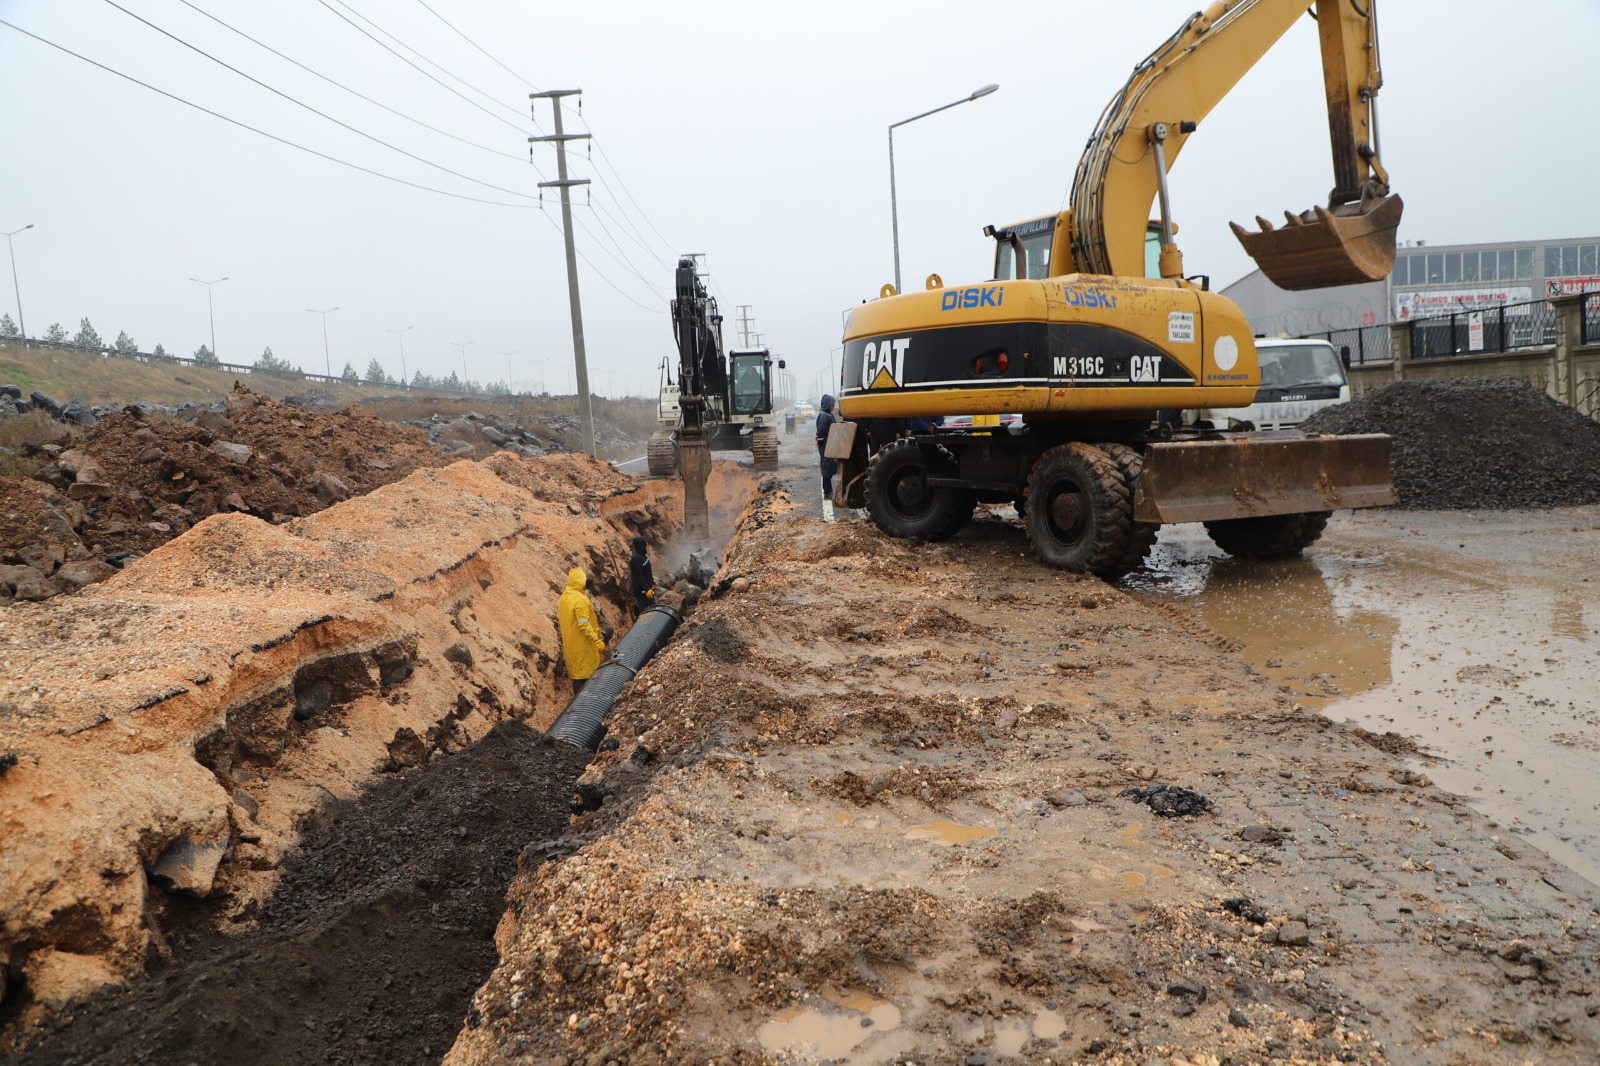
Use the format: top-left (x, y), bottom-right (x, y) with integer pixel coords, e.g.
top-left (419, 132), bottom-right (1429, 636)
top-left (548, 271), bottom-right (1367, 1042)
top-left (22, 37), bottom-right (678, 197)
top-left (629, 535), bottom-right (655, 613)
top-left (815, 394), bottom-right (839, 522)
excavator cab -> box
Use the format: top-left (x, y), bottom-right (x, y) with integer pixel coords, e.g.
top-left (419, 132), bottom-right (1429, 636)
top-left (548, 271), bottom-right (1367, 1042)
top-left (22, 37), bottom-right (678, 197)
top-left (987, 215), bottom-right (1060, 281)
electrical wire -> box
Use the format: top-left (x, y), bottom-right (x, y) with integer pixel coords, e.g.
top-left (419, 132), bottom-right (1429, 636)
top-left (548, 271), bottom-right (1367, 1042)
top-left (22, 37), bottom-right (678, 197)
top-left (327, 0), bottom-right (526, 123)
top-left (311, 0), bottom-right (527, 136)
top-left (0, 16), bottom-right (536, 209)
top-left (174, 0), bottom-right (527, 163)
top-left (99, 0), bottom-right (540, 201)
top-left (411, 0), bottom-right (540, 111)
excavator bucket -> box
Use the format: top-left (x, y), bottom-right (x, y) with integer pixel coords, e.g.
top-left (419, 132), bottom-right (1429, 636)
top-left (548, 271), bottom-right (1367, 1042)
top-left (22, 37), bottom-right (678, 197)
top-left (1231, 195), bottom-right (1404, 291)
top-left (1133, 433), bottom-right (1395, 525)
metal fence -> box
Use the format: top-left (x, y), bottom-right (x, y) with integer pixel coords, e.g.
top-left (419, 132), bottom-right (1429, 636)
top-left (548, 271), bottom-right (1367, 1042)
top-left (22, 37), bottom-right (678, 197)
top-left (1299, 324), bottom-right (1392, 366)
top-left (1408, 299), bottom-right (1558, 359)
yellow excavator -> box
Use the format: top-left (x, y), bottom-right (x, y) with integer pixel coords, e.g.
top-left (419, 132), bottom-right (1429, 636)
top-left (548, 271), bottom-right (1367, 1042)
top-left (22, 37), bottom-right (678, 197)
top-left (832, 0), bottom-right (1400, 578)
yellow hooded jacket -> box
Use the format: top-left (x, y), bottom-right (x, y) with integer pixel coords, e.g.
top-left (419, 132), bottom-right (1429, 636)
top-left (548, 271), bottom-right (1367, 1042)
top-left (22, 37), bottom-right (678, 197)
top-left (558, 568), bottom-right (606, 680)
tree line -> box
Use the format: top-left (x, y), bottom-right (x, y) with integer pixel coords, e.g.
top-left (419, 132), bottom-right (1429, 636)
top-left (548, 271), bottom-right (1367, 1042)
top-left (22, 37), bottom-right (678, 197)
top-left (0, 314), bottom-right (512, 395)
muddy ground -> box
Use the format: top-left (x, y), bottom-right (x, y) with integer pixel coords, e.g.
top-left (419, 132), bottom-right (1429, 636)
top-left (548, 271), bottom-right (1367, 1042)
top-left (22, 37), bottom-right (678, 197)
top-left (442, 429), bottom-right (1597, 1064)
top-left (6, 417), bottom-right (1600, 1065)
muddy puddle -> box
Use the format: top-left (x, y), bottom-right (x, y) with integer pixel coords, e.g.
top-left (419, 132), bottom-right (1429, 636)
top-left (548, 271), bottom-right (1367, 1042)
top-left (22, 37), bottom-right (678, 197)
top-left (1127, 507), bottom-right (1600, 885)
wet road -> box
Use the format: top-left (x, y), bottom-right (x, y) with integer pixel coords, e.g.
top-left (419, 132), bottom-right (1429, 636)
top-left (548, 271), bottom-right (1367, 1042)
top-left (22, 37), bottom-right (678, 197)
top-left (1127, 505), bottom-right (1600, 885)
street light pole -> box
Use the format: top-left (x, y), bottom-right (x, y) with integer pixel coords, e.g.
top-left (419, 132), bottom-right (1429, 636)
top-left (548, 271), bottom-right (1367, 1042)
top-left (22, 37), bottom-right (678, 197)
top-left (308, 306), bottom-right (339, 379)
top-left (452, 340), bottom-right (474, 392)
top-left (533, 356), bottom-right (551, 395)
top-left (889, 83), bottom-right (999, 293)
top-left (498, 350), bottom-right (518, 395)
top-left (4, 224), bottom-right (33, 341)
top-left (386, 326), bottom-right (412, 388)
top-left (189, 275), bottom-right (229, 360)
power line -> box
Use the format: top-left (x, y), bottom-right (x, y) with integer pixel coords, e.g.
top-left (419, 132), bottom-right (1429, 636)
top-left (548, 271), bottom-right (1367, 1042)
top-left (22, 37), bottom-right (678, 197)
top-left (327, 0), bottom-right (527, 124)
top-left (174, 0), bottom-right (528, 163)
top-left (312, 0), bottom-right (528, 137)
top-left (411, 0), bottom-right (539, 107)
top-left (0, 16), bottom-right (537, 208)
top-left (99, 0), bottom-right (540, 201)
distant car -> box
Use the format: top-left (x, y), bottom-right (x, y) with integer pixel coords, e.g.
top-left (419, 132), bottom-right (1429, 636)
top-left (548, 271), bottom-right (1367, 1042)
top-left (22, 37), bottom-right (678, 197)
top-left (793, 402), bottom-right (817, 423)
top-left (1187, 338), bottom-right (1350, 431)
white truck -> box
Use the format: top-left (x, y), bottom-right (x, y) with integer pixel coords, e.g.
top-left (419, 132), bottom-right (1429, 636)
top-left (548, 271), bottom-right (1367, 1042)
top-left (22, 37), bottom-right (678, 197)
top-left (1187, 337), bottom-right (1351, 432)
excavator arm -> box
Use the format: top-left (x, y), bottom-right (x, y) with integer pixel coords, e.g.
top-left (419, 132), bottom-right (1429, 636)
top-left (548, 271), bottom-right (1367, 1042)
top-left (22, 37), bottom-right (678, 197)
top-left (1068, 0), bottom-right (1400, 290)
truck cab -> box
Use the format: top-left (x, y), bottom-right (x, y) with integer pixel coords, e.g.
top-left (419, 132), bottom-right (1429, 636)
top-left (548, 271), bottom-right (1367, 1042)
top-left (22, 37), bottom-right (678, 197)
top-left (1187, 337), bottom-right (1350, 432)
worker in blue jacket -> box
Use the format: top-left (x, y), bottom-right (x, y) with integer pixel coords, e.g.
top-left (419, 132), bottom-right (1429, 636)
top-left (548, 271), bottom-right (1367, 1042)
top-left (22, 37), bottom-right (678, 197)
top-left (815, 394), bottom-right (839, 522)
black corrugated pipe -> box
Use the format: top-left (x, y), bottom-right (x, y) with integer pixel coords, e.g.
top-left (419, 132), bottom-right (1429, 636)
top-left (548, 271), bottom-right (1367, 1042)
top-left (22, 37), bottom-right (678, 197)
top-left (546, 603), bottom-right (684, 751)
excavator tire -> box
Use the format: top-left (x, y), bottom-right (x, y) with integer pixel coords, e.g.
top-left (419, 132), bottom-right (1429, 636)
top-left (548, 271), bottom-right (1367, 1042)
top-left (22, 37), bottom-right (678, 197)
top-left (1099, 442), bottom-right (1160, 574)
top-left (750, 426), bottom-right (779, 469)
top-left (1202, 511), bottom-right (1329, 559)
top-left (866, 439), bottom-right (973, 541)
top-left (646, 432), bottom-right (678, 477)
top-left (1024, 442), bottom-right (1134, 578)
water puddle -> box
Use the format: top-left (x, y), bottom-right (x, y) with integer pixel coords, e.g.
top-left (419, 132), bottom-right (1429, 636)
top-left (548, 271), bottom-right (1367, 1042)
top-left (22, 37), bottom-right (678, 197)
top-left (993, 1019), bottom-right (1029, 1055)
top-left (1034, 1006), bottom-right (1067, 1039)
top-left (757, 994), bottom-right (901, 1058)
top-left (905, 820), bottom-right (995, 846)
top-left (1128, 515), bottom-right (1600, 884)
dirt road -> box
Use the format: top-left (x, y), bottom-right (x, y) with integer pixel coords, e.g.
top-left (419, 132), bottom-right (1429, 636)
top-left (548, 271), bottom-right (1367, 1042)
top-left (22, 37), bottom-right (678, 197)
top-left (445, 429), bottom-right (1600, 1064)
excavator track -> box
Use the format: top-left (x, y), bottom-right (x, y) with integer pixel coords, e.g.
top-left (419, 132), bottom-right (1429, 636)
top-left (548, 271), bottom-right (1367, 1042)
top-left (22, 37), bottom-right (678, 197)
top-left (749, 427), bottom-right (778, 469)
top-left (646, 432), bottom-right (677, 477)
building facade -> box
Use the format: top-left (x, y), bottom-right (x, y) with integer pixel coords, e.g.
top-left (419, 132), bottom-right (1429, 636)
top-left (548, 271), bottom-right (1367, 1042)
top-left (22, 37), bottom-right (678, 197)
top-left (1221, 235), bottom-right (1600, 339)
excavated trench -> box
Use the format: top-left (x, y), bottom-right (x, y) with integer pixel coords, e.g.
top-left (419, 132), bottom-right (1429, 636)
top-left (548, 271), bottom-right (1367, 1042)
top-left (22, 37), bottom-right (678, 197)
top-left (0, 455), bottom-right (763, 1065)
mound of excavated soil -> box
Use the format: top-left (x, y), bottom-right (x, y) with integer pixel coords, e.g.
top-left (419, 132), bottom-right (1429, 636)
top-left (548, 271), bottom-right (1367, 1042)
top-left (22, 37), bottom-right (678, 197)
top-left (11, 721), bottom-right (590, 1066)
top-left (1300, 376), bottom-right (1600, 509)
top-left (1, 385), bottom-right (449, 603)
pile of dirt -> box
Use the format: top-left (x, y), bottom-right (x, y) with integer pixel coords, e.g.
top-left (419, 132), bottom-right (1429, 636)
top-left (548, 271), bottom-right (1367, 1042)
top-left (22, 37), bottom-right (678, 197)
top-left (0, 385), bottom-right (450, 604)
top-left (0, 452), bottom-right (685, 1044)
top-left (11, 721), bottom-right (590, 1066)
top-left (1300, 376), bottom-right (1600, 509)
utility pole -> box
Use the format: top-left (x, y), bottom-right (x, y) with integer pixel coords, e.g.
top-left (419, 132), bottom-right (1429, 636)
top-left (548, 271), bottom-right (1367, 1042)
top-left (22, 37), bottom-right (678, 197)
top-left (498, 350), bottom-right (518, 395)
top-left (452, 340), bottom-right (475, 392)
top-left (3, 224), bottom-right (33, 341)
top-left (530, 90), bottom-right (595, 457)
top-left (736, 304), bottom-right (754, 347)
top-left (308, 306), bottom-right (339, 379)
top-left (190, 276), bottom-right (228, 361)
top-left (386, 326), bottom-right (412, 388)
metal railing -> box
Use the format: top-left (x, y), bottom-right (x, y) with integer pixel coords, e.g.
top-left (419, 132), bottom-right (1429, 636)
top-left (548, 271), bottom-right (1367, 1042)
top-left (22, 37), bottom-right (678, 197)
top-left (1407, 299), bottom-right (1558, 359)
top-left (0, 336), bottom-right (492, 396)
top-left (1300, 324), bottom-right (1392, 366)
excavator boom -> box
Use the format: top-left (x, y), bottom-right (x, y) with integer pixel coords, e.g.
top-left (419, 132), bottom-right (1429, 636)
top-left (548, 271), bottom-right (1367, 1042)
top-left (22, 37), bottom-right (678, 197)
top-left (1070, 0), bottom-right (1400, 290)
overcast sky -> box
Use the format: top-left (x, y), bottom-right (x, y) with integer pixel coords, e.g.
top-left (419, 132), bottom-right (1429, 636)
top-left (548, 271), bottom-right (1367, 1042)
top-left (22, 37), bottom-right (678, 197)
top-left (3, 0), bottom-right (1596, 402)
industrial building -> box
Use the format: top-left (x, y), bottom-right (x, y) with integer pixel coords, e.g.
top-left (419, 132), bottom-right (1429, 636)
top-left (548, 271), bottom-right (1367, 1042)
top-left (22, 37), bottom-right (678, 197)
top-left (1222, 235), bottom-right (1600, 342)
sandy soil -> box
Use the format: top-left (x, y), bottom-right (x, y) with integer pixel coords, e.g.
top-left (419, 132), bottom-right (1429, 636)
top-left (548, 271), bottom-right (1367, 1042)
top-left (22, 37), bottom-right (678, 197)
top-left (447, 430), bottom-right (1599, 1064)
top-left (0, 450), bottom-right (683, 1044)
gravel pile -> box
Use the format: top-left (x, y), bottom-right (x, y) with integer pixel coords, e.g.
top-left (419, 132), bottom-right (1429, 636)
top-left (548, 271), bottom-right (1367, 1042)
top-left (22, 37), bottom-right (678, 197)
top-left (1301, 376), bottom-right (1600, 509)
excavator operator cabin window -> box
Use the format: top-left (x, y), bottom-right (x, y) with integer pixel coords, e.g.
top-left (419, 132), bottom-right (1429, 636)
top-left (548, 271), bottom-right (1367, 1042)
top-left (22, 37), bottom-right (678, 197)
top-left (1144, 229), bottom-right (1162, 278)
top-left (992, 223), bottom-right (1053, 281)
top-left (731, 355), bottom-right (768, 416)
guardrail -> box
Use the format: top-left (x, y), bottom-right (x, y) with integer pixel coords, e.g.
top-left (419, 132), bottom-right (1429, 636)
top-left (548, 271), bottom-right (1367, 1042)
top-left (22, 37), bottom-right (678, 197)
top-left (0, 337), bottom-right (487, 396)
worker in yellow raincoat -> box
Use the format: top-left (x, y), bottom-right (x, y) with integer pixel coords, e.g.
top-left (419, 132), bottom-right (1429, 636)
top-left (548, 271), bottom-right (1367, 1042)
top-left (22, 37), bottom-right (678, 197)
top-left (558, 567), bottom-right (606, 694)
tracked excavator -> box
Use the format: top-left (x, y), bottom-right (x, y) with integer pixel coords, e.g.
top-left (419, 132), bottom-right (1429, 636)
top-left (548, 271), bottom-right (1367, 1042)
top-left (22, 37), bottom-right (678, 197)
top-left (832, 0), bottom-right (1400, 578)
top-left (656, 256), bottom-right (783, 545)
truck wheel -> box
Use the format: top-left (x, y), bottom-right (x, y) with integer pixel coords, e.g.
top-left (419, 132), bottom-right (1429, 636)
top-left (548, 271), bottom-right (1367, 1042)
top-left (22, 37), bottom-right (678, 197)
top-left (750, 426), bottom-right (778, 469)
top-left (1024, 442), bottom-right (1133, 577)
top-left (646, 432), bottom-right (677, 477)
top-left (1203, 511), bottom-right (1329, 559)
top-left (1099, 443), bottom-right (1160, 573)
top-left (866, 439), bottom-right (973, 541)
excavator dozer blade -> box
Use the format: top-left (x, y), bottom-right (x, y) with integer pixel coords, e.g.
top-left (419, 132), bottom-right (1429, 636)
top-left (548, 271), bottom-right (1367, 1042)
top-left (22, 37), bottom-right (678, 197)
top-left (1133, 433), bottom-right (1395, 525)
top-left (1230, 195), bottom-right (1403, 291)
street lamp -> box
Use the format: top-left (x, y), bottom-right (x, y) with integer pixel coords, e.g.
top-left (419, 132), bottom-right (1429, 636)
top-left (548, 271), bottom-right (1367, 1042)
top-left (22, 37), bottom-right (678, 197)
top-left (308, 306), bottom-right (339, 379)
top-left (498, 350), bottom-right (518, 395)
top-left (4, 224), bottom-right (33, 341)
top-left (386, 326), bottom-right (412, 388)
top-left (189, 275), bottom-right (229, 360)
top-left (888, 83), bottom-right (998, 293)
top-left (452, 340), bottom-right (474, 391)
top-left (533, 356), bottom-right (551, 395)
